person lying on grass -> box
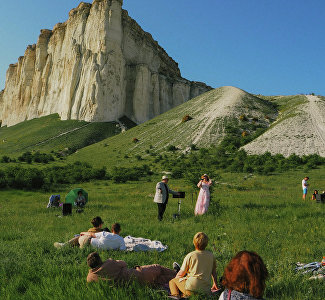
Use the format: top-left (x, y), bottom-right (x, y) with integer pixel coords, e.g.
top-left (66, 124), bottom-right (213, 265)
top-left (169, 232), bottom-right (219, 298)
top-left (54, 216), bottom-right (109, 248)
top-left (79, 222), bottom-right (126, 250)
top-left (87, 252), bottom-right (177, 286)
top-left (218, 250), bottom-right (268, 300)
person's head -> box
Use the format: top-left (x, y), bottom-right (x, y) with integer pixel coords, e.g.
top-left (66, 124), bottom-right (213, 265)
top-left (304, 176), bottom-right (309, 181)
top-left (193, 232), bottom-right (209, 250)
top-left (87, 252), bottom-right (103, 269)
top-left (314, 190), bottom-right (318, 194)
top-left (222, 251), bottom-right (268, 299)
top-left (201, 174), bottom-right (209, 181)
top-left (91, 216), bottom-right (104, 228)
top-left (78, 190), bottom-right (83, 196)
top-left (162, 175), bottom-right (169, 183)
top-left (111, 223), bottom-right (121, 234)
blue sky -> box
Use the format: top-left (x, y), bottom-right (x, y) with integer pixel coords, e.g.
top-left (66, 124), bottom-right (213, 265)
top-left (0, 0), bottom-right (324, 95)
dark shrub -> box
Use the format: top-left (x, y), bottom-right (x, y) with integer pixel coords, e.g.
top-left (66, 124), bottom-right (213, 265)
top-left (1, 156), bottom-right (10, 163)
top-left (182, 115), bottom-right (193, 122)
top-left (167, 145), bottom-right (178, 152)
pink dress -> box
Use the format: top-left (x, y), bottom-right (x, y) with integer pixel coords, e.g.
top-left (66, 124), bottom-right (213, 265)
top-left (195, 181), bottom-right (212, 215)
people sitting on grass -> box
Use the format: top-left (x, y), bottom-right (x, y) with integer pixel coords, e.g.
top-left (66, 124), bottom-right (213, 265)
top-left (54, 216), bottom-right (108, 248)
top-left (75, 190), bottom-right (86, 207)
top-left (311, 190), bottom-right (318, 201)
top-left (87, 252), bottom-right (177, 286)
top-left (218, 251), bottom-right (268, 300)
top-left (169, 232), bottom-right (219, 298)
top-left (79, 222), bottom-right (126, 250)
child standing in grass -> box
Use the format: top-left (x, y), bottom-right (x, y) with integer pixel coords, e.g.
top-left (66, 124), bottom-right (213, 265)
top-left (302, 176), bottom-right (309, 200)
top-left (169, 232), bottom-right (218, 298)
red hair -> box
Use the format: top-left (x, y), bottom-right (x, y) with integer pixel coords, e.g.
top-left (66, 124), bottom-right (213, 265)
top-left (222, 251), bottom-right (268, 298)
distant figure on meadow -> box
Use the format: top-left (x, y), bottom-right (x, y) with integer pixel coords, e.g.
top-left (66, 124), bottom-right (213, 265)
top-left (169, 232), bottom-right (219, 298)
top-left (54, 216), bottom-right (108, 249)
top-left (195, 174), bottom-right (212, 215)
top-left (79, 222), bottom-right (126, 250)
top-left (302, 176), bottom-right (309, 200)
top-left (75, 190), bottom-right (86, 207)
top-left (311, 190), bottom-right (318, 201)
top-left (219, 251), bottom-right (268, 300)
top-left (154, 175), bottom-right (179, 221)
top-left (87, 252), bottom-right (177, 285)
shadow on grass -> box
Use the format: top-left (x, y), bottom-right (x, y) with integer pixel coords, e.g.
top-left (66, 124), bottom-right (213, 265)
top-left (239, 202), bottom-right (306, 210)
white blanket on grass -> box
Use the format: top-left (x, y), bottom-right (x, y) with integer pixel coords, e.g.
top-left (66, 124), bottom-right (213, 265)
top-left (123, 235), bottom-right (168, 252)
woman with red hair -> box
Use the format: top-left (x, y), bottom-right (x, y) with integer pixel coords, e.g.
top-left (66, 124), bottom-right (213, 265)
top-left (219, 251), bottom-right (268, 300)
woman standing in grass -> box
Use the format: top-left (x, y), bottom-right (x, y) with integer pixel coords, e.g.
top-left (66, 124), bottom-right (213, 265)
top-left (195, 174), bottom-right (212, 215)
top-left (219, 251), bottom-right (268, 300)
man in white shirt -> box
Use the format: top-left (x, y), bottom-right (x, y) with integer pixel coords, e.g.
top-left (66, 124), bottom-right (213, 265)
top-left (80, 223), bottom-right (126, 251)
top-left (302, 176), bottom-right (309, 200)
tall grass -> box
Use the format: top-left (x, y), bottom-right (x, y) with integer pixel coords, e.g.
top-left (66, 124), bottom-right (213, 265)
top-left (0, 167), bottom-right (324, 299)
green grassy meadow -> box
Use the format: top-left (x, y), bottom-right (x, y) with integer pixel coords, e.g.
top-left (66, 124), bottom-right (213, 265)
top-left (1, 167), bottom-right (324, 299)
top-left (0, 114), bottom-right (120, 157)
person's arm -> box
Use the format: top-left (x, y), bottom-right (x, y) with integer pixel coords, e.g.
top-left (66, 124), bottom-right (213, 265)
top-left (119, 237), bottom-right (126, 251)
top-left (176, 255), bottom-right (189, 278)
top-left (176, 269), bottom-right (187, 278)
top-left (168, 186), bottom-right (179, 195)
top-left (208, 179), bottom-right (213, 186)
top-left (211, 268), bottom-right (219, 290)
top-left (211, 257), bottom-right (218, 290)
top-left (197, 180), bottom-right (203, 188)
top-left (157, 182), bottom-right (163, 193)
top-left (80, 232), bottom-right (96, 237)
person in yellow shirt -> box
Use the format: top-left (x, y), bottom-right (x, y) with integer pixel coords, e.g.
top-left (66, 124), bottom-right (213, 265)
top-left (169, 232), bottom-right (218, 298)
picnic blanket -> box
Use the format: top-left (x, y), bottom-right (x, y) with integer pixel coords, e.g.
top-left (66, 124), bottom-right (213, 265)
top-left (124, 235), bottom-right (168, 252)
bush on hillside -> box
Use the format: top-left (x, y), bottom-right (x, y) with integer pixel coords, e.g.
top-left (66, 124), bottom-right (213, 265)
top-left (17, 151), bottom-right (55, 164)
top-left (0, 161), bottom-right (108, 191)
top-left (111, 165), bottom-right (153, 183)
top-left (181, 115), bottom-right (193, 122)
top-left (166, 145), bottom-right (178, 152)
top-left (1, 156), bottom-right (11, 163)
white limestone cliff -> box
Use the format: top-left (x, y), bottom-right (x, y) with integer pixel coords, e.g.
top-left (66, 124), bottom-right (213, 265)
top-left (0, 0), bottom-right (211, 127)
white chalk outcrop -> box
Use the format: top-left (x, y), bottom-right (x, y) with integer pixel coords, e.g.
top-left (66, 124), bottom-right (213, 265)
top-left (0, 0), bottom-right (211, 127)
top-left (242, 95), bottom-right (325, 157)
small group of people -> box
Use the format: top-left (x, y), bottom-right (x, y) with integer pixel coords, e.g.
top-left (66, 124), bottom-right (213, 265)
top-left (87, 232), bottom-right (268, 300)
top-left (54, 216), bottom-right (126, 251)
top-left (154, 174), bottom-right (213, 220)
top-left (302, 176), bottom-right (324, 201)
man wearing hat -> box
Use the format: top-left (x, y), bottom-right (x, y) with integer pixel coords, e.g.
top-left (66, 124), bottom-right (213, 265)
top-left (154, 176), bottom-right (179, 221)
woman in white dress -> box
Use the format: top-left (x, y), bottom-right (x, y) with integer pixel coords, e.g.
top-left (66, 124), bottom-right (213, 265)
top-left (195, 174), bottom-right (212, 215)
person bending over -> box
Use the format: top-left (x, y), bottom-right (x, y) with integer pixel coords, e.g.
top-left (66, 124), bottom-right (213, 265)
top-left (80, 223), bottom-right (126, 250)
top-left (219, 251), bottom-right (268, 300)
top-left (169, 232), bottom-right (218, 298)
top-left (87, 252), bottom-right (177, 286)
top-left (54, 216), bottom-right (107, 248)
top-left (311, 190), bottom-right (318, 201)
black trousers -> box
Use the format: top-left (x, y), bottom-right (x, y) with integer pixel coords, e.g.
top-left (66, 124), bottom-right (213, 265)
top-left (157, 202), bottom-right (167, 221)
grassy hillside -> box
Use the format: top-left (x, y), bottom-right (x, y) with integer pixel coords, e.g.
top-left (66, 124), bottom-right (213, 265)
top-left (0, 167), bottom-right (324, 299)
top-left (69, 86), bottom-right (278, 168)
top-left (0, 114), bottom-right (123, 157)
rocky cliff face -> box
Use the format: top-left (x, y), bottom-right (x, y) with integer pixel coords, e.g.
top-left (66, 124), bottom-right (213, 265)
top-left (0, 0), bottom-right (211, 127)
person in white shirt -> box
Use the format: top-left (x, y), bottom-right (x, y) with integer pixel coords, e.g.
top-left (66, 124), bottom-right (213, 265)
top-left (302, 176), bottom-right (309, 200)
top-left (80, 223), bottom-right (126, 251)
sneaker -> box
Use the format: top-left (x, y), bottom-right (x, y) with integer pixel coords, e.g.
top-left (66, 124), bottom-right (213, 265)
top-left (54, 242), bottom-right (66, 249)
top-left (173, 262), bottom-right (180, 273)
